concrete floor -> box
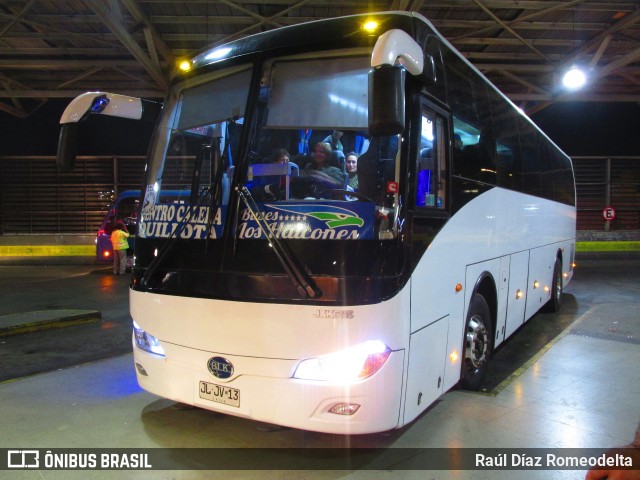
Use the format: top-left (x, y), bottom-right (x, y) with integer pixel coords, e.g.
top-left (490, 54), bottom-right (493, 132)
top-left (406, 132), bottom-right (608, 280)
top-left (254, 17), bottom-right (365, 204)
top-left (1, 259), bottom-right (639, 480)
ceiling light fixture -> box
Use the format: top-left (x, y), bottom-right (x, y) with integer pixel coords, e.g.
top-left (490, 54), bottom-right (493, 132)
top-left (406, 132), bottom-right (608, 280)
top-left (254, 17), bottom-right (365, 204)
top-left (562, 66), bottom-right (587, 90)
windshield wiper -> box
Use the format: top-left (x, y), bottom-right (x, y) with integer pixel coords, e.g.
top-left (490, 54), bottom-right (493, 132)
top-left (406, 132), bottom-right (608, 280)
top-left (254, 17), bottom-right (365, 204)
top-left (236, 185), bottom-right (321, 299)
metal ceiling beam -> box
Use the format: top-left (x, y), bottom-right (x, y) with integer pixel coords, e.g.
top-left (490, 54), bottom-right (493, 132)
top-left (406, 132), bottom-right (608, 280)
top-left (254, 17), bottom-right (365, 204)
top-left (0, 0), bottom-right (37, 39)
top-left (453, 0), bottom-right (585, 40)
top-left (454, 37), bottom-right (584, 47)
top-left (619, 72), bottom-right (640, 87)
top-left (0, 59), bottom-right (147, 68)
top-left (22, 15), bottom-right (621, 32)
top-left (470, 0), bottom-right (551, 62)
top-left (120, 0), bottom-right (174, 65)
top-left (0, 76), bottom-right (26, 114)
top-left (134, 0), bottom-right (630, 9)
top-left (208, 0), bottom-right (313, 47)
top-left (0, 90), bottom-right (164, 98)
top-left (0, 47), bottom-right (129, 55)
top-left (593, 45), bottom-right (640, 82)
top-left (531, 23), bottom-right (640, 115)
top-left (421, 1), bottom-right (633, 10)
top-left (588, 34), bottom-right (612, 68)
top-left (0, 12), bottom-right (123, 48)
top-left (143, 26), bottom-right (161, 69)
top-left (55, 67), bottom-right (103, 89)
top-left (466, 52), bottom-right (565, 61)
top-left (84, 0), bottom-right (168, 89)
top-left (216, 0), bottom-right (283, 29)
top-left (511, 92), bottom-right (640, 102)
top-left (562, 8), bottom-right (640, 66)
top-left (496, 70), bottom-right (549, 95)
top-left (0, 100), bottom-right (29, 118)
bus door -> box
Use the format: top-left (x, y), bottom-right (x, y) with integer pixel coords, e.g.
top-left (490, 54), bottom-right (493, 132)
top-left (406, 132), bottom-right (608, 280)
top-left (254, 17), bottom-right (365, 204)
top-left (404, 100), bottom-right (452, 424)
top-left (410, 100), bottom-right (450, 269)
top-left (415, 105), bottom-right (448, 210)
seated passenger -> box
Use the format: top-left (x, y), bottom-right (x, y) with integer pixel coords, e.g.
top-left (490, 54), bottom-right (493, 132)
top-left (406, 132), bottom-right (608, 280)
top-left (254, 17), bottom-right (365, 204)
top-left (246, 148), bottom-right (291, 201)
top-left (271, 148), bottom-right (290, 165)
top-left (322, 130), bottom-right (344, 152)
top-left (300, 142), bottom-right (347, 190)
top-left (346, 152), bottom-right (359, 190)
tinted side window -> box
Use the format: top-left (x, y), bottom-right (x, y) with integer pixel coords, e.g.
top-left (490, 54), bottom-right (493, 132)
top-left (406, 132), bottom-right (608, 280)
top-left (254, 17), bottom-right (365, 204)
top-left (551, 146), bottom-right (576, 206)
top-left (444, 50), bottom-right (495, 184)
top-left (518, 119), bottom-right (542, 198)
top-left (489, 90), bottom-right (522, 191)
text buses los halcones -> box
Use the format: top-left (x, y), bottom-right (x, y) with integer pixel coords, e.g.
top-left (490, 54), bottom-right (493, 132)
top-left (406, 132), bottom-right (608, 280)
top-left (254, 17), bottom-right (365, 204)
top-left (57, 12), bottom-right (575, 434)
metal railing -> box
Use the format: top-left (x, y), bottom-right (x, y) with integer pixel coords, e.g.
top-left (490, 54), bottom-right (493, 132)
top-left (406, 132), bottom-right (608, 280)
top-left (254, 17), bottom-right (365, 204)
top-left (0, 155), bottom-right (146, 235)
top-left (573, 156), bottom-right (640, 231)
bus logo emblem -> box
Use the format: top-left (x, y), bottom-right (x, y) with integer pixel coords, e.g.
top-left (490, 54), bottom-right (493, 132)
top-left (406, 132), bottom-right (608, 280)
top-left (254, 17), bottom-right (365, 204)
top-left (207, 356), bottom-right (234, 379)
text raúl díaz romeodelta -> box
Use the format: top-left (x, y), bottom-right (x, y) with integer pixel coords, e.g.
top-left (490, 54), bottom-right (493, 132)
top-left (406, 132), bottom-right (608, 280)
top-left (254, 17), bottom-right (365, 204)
top-left (476, 453), bottom-right (633, 468)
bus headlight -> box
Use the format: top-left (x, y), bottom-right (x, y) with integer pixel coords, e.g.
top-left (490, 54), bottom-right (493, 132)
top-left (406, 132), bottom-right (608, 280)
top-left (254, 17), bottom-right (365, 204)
top-left (293, 340), bottom-right (391, 382)
top-left (133, 321), bottom-right (165, 356)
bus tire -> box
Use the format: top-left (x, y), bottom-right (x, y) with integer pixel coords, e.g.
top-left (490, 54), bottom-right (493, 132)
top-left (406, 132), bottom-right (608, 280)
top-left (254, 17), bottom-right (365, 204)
top-left (543, 258), bottom-right (563, 313)
top-left (460, 293), bottom-right (492, 391)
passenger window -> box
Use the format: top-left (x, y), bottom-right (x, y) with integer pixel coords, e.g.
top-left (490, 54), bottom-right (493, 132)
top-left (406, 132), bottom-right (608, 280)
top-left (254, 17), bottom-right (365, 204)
top-left (416, 108), bottom-right (447, 209)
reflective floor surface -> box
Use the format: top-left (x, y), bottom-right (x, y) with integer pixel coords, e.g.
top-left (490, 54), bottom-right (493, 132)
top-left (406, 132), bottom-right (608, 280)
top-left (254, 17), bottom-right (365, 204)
top-left (1, 259), bottom-right (639, 480)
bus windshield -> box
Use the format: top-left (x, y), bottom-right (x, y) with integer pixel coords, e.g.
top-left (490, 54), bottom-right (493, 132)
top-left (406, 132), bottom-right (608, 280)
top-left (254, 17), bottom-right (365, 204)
top-left (241, 55), bottom-right (400, 242)
top-left (139, 65), bottom-right (252, 241)
top-left (141, 56), bottom-right (402, 245)
top-left (136, 56), bottom-right (405, 303)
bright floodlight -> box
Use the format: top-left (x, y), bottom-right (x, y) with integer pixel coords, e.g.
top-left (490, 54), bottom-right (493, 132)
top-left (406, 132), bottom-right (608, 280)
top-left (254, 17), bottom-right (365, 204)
top-left (562, 66), bottom-right (587, 90)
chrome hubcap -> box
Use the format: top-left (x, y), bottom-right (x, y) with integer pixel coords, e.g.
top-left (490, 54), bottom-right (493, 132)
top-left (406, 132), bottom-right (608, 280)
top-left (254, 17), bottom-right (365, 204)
top-left (465, 315), bottom-right (489, 369)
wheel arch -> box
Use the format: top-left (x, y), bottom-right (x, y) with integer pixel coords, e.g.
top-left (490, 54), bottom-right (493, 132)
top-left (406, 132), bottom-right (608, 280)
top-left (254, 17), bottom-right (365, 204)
top-left (471, 272), bottom-right (498, 342)
top-left (556, 248), bottom-right (563, 263)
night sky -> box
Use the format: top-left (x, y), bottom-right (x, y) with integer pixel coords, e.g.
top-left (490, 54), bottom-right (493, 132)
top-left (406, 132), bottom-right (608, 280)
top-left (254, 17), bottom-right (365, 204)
top-left (1, 98), bottom-right (639, 158)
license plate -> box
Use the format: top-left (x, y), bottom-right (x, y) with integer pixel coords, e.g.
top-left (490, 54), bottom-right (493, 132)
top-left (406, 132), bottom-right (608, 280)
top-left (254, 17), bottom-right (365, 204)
top-left (199, 381), bottom-right (240, 408)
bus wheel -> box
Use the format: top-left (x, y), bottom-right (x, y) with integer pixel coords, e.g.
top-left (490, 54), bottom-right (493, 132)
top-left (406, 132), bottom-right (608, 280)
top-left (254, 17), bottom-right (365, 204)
top-left (460, 294), bottom-right (492, 391)
top-left (544, 258), bottom-right (563, 313)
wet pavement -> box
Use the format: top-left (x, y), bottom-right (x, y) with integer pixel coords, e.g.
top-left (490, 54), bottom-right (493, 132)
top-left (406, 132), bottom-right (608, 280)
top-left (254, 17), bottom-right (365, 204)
top-left (0, 258), bottom-right (638, 479)
top-left (0, 265), bottom-right (130, 382)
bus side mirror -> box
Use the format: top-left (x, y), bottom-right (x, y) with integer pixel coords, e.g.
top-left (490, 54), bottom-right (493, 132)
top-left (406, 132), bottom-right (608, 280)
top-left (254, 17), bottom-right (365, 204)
top-left (368, 65), bottom-right (406, 136)
top-left (57, 123), bottom-right (78, 172)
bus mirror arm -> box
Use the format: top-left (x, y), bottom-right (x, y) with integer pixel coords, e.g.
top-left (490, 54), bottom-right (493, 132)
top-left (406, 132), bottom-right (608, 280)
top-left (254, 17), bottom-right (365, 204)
top-left (57, 123), bottom-right (78, 172)
top-left (56, 91), bottom-right (162, 172)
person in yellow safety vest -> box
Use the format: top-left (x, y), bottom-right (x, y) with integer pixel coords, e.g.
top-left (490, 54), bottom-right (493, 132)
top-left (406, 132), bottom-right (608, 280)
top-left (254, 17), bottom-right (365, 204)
top-left (110, 221), bottom-right (130, 275)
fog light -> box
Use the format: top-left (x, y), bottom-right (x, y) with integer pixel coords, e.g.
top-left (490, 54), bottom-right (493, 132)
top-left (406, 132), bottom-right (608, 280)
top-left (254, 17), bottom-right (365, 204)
top-left (328, 403), bottom-right (361, 415)
top-left (135, 362), bottom-right (148, 376)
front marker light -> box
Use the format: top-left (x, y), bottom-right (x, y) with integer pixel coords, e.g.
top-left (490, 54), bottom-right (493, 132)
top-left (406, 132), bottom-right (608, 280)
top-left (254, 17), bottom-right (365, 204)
top-left (293, 340), bottom-right (391, 382)
top-left (133, 321), bottom-right (165, 356)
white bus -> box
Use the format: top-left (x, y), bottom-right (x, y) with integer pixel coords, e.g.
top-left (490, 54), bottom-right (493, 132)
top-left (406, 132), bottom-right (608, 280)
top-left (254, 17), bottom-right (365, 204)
top-left (58, 12), bottom-right (575, 434)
